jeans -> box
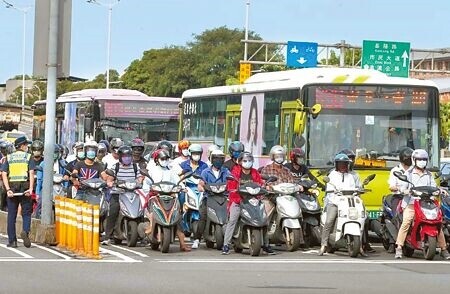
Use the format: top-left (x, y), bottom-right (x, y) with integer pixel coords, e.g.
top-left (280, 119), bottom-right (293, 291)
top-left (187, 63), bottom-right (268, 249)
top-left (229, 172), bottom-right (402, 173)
top-left (7, 195), bottom-right (32, 243)
top-left (321, 204), bottom-right (338, 246)
top-left (105, 193), bottom-right (120, 240)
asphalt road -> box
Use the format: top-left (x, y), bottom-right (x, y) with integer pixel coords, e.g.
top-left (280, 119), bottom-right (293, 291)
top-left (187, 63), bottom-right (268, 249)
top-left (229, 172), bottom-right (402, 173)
top-left (0, 235), bottom-right (449, 294)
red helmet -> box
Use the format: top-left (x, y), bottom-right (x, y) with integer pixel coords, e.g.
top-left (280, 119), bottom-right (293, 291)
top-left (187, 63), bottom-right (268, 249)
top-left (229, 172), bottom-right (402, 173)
top-left (289, 148), bottom-right (305, 162)
top-left (152, 149), bottom-right (170, 164)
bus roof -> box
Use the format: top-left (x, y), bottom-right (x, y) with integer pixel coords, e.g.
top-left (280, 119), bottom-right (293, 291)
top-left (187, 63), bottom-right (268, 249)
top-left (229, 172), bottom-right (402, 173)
top-left (34, 88), bottom-right (180, 105)
top-left (182, 67), bottom-right (438, 99)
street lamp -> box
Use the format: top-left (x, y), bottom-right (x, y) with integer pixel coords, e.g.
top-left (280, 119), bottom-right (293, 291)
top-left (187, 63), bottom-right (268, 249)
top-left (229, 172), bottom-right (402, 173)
top-left (87, 0), bottom-right (121, 89)
top-left (244, 0), bottom-right (250, 61)
top-left (3, 0), bottom-right (31, 110)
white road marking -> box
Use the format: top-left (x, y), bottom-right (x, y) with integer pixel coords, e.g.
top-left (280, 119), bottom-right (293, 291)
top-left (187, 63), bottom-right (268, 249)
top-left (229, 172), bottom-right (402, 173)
top-left (155, 258), bottom-right (450, 265)
top-left (99, 247), bottom-right (142, 263)
top-left (0, 244), bottom-right (33, 259)
top-left (0, 258), bottom-right (141, 263)
top-left (30, 243), bottom-right (73, 260)
top-left (109, 244), bottom-right (149, 257)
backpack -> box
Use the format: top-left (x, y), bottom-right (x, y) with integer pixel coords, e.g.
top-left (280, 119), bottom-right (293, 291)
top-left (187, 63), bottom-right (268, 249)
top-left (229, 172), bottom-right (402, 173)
top-left (115, 162), bottom-right (138, 177)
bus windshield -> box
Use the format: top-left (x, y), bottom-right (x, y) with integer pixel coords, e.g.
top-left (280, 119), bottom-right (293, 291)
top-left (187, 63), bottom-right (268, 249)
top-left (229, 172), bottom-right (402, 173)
top-left (305, 85), bottom-right (439, 168)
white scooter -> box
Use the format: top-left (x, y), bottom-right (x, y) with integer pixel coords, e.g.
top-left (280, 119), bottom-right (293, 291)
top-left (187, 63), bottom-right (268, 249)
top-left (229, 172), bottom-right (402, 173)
top-left (267, 183), bottom-right (303, 252)
top-left (320, 174), bottom-right (375, 257)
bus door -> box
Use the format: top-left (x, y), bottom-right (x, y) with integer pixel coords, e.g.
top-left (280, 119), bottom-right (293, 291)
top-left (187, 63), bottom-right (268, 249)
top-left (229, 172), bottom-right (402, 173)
top-left (280, 101), bottom-right (298, 152)
top-left (224, 104), bottom-right (242, 151)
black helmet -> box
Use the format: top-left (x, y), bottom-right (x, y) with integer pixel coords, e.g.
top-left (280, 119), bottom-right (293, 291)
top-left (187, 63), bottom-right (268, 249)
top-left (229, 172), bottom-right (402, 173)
top-left (31, 140), bottom-right (44, 152)
top-left (228, 141), bottom-right (244, 159)
top-left (157, 140), bottom-right (173, 157)
top-left (117, 146), bottom-right (132, 164)
top-left (399, 147), bottom-right (413, 166)
top-left (238, 151), bottom-right (254, 162)
top-left (99, 139), bottom-right (110, 151)
top-left (110, 138), bottom-right (124, 152)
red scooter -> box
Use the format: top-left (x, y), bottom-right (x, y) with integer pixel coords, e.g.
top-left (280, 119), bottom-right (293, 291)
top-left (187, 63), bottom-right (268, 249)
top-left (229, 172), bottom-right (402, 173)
top-left (393, 171), bottom-right (442, 260)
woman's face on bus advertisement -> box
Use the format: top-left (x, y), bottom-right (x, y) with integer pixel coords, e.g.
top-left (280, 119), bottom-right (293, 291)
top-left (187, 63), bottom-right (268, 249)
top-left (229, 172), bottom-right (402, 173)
top-left (250, 108), bottom-right (257, 137)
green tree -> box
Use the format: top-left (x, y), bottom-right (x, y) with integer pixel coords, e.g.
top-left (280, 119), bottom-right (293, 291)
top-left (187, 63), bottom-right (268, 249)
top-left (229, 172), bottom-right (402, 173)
top-left (320, 49), bottom-right (362, 66)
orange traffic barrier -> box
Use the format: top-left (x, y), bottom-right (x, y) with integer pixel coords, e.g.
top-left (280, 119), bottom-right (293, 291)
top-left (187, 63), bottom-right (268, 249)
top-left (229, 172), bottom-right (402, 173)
top-left (57, 197), bottom-right (67, 249)
top-left (92, 205), bottom-right (101, 259)
top-left (76, 202), bottom-right (84, 254)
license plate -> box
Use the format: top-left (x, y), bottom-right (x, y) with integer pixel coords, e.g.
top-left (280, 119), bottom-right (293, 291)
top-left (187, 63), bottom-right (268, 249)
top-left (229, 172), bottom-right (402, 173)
top-left (367, 210), bottom-right (382, 219)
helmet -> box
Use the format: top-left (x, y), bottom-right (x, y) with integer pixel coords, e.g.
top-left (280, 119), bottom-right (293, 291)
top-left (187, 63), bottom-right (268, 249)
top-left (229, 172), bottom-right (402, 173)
top-left (62, 145), bottom-right (69, 159)
top-left (238, 151), bottom-right (254, 163)
top-left (157, 140), bottom-right (173, 157)
top-left (289, 148), bottom-right (305, 162)
top-left (84, 141), bottom-right (98, 159)
top-left (334, 153), bottom-right (351, 171)
top-left (153, 149), bottom-right (170, 165)
top-left (228, 141), bottom-right (244, 159)
top-left (130, 138), bottom-right (145, 157)
top-left (117, 146), bottom-right (132, 164)
top-left (178, 139), bottom-right (190, 151)
top-left (412, 149), bottom-right (428, 161)
top-left (110, 138), bottom-right (124, 152)
top-left (399, 147), bottom-right (413, 166)
top-left (0, 141), bottom-right (8, 155)
top-left (207, 144), bottom-right (220, 160)
top-left (73, 141), bottom-right (84, 151)
top-left (53, 144), bottom-right (61, 160)
top-left (269, 145), bottom-right (286, 162)
top-left (31, 140), bottom-right (44, 151)
top-left (99, 139), bottom-right (110, 151)
top-left (188, 144), bottom-right (203, 154)
top-left (98, 143), bottom-right (107, 153)
top-left (338, 148), bottom-right (356, 161)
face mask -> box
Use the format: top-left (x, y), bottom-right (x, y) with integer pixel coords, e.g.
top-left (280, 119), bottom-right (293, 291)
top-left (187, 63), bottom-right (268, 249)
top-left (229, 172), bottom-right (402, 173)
top-left (242, 161), bottom-right (253, 170)
top-left (86, 150), bottom-right (96, 160)
top-left (121, 155), bottom-right (132, 165)
top-left (53, 153), bottom-right (59, 161)
top-left (191, 154), bottom-right (201, 162)
top-left (274, 156), bottom-right (284, 164)
top-left (416, 160), bottom-right (427, 169)
top-left (212, 159), bottom-right (224, 169)
top-left (181, 149), bottom-right (190, 157)
top-left (159, 159), bottom-right (169, 167)
top-left (296, 158), bottom-right (304, 165)
top-left (77, 151), bottom-right (85, 160)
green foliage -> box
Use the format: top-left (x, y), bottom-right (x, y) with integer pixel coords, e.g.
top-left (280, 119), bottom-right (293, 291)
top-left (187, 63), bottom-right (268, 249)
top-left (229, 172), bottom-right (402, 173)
top-left (320, 49), bottom-right (362, 66)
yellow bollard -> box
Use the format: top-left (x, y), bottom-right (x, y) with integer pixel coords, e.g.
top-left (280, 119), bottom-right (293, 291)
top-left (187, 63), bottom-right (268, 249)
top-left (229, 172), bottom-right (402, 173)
top-left (76, 201), bottom-right (84, 254)
top-left (82, 204), bottom-right (89, 257)
top-left (58, 197), bottom-right (66, 249)
top-left (68, 199), bottom-right (76, 251)
top-left (85, 204), bottom-right (93, 257)
top-left (54, 196), bottom-right (60, 244)
top-left (92, 205), bottom-right (101, 259)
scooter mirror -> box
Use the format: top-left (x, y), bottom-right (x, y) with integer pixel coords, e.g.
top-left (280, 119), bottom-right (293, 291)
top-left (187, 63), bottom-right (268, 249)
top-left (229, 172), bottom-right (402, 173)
top-left (393, 171), bottom-right (408, 182)
top-left (139, 168), bottom-right (151, 179)
top-left (362, 174), bottom-right (376, 186)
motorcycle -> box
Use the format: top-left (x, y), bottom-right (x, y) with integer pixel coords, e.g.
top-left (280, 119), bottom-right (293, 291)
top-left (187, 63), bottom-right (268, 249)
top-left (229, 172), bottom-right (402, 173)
top-left (321, 174), bottom-right (375, 257)
top-left (140, 169), bottom-right (193, 253)
top-left (390, 171), bottom-right (443, 260)
top-left (296, 178), bottom-right (322, 247)
top-left (203, 182), bottom-right (228, 250)
top-left (76, 177), bottom-right (108, 233)
top-left (266, 182), bottom-right (303, 252)
top-left (378, 192), bottom-right (403, 251)
top-left (440, 172), bottom-right (450, 249)
top-left (53, 174), bottom-right (67, 198)
top-left (182, 175), bottom-right (204, 238)
top-left (228, 175), bottom-right (276, 256)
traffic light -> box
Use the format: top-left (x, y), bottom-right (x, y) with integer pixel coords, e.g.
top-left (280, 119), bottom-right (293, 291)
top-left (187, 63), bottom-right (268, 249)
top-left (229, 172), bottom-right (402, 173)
top-left (239, 63), bottom-right (252, 84)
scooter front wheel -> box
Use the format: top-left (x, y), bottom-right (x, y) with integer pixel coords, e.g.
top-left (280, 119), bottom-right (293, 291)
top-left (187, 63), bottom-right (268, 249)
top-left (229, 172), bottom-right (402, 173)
top-left (126, 220), bottom-right (139, 247)
top-left (285, 228), bottom-right (301, 252)
top-left (215, 225), bottom-right (224, 250)
top-left (346, 235), bottom-right (361, 258)
top-left (249, 229), bottom-right (262, 257)
top-left (161, 227), bottom-right (171, 253)
top-left (423, 236), bottom-right (437, 260)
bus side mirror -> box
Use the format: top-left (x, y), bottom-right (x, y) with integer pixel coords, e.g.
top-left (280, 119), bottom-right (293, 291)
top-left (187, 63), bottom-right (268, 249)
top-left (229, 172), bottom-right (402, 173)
top-left (84, 117), bottom-right (94, 134)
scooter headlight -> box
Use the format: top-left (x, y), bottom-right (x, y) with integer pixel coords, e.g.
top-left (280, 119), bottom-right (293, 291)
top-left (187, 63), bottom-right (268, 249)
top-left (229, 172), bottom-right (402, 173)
top-left (273, 183), bottom-right (299, 194)
top-left (432, 190), bottom-right (441, 196)
top-left (160, 184), bottom-right (174, 194)
top-left (412, 190), bottom-right (423, 196)
top-left (303, 199), bottom-right (318, 210)
top-left (171, 185), bottom-right (182, 193)
top-left (188, 196), bottom-right (196, 207)
top-left (86, 181), bottom-right (104, 189)
top-left (152, 185), bottom-right (162, 192)
top-left (248, 198), bottom-right (259, 206)
top-left (348, 208), bottom-right (358, 220)
top-left (423, 208), bottom-right (439, 220)
top-left (210, 185), bottom-right (227, 194)
top-left (246, 187), bottom-right (261, 195)
top-left (124, 181), bottom-right (138, 190)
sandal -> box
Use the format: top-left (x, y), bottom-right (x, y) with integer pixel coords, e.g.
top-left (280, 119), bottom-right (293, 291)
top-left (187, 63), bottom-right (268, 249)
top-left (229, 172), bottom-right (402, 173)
top-left (180, 246), bottom-right (191, 252)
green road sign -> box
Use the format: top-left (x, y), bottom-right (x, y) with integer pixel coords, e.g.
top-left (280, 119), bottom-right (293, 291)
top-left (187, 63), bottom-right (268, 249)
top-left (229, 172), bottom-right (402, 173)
top-left (362, 40), bottom-right (411, 77)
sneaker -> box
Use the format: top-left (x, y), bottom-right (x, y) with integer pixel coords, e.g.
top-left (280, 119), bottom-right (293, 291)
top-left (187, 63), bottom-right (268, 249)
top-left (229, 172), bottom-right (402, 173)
top-left (395, 247), bottom-right (403, 259)
top-left (192, 239), bottom-right (200, 249)
top-left (441, 249), bottom-right (450, 260)
top-left (387, 244), bottom-right (396, 254)
top-left (21, 231), bottom-right (31, 248)
top-left (221, 244), bottom-right (230, 255)
top-left (101, 239), bottom-right (110, 246)
top-left (262, 246), bottom-right (276, 255)
top-left (364, 243), bottom-right (376, 253)
top-left (6, 241), bottom-right (17, 248)
top-left (318, 245), bottom-right (326, 256)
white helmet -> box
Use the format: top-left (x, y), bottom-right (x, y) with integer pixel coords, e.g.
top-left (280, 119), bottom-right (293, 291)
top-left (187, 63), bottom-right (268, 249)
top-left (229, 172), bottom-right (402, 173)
top-left (412, 149), bottom-right (428, 161)
top-left (188, 143), bottom-right (203, 154)
top-left (207, 144), bottom-right (221, 160)
top-left (269, 145), bottom-right (286, 163)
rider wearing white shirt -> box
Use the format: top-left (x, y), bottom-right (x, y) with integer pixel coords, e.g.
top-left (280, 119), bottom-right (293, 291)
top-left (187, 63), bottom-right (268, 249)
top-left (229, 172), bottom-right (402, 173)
top-left (102, 138), bottom-right (123, 170)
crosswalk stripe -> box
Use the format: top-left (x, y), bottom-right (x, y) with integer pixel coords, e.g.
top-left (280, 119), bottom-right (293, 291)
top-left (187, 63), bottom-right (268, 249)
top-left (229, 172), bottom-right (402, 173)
top-left (109, 244), bottom-right (149, 257)
top-left (0, 244), bottom-right (33, 259)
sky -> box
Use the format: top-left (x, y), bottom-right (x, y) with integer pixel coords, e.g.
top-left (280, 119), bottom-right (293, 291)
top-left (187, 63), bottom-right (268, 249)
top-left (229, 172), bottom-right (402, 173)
top-left (0, 0), bottom-right (449, 83)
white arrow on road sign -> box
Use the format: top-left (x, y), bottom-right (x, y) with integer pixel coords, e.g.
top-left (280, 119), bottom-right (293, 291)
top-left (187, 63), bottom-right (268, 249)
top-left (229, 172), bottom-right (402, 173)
top-left (297, 57), bottom-right (307, 64)
top-left (401, 50), bottom-right (409, 67)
